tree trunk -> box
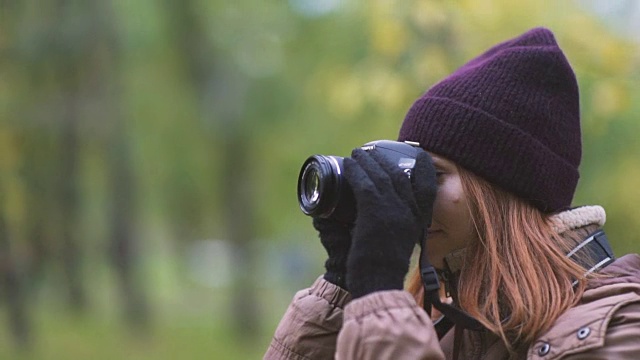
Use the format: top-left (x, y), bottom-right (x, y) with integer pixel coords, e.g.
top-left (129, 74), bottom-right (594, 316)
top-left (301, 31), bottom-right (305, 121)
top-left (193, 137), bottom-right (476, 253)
top-left (86, 0), bottom-right (152, 330)
top-left (107, 133), bottom-right (150, 330)
top-left (221, 133), bottom-right (260, 337)
top-left (58, 87), bottom-right (85, 311)
top-left (162, 0), bottom-right (260, 336)
top-left (0, 210), bottom-right (31, 348)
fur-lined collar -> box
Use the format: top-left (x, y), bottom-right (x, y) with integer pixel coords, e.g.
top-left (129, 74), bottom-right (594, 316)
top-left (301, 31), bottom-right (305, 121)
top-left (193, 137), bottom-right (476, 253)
top-left (549, 205), bottom-right (606, 235)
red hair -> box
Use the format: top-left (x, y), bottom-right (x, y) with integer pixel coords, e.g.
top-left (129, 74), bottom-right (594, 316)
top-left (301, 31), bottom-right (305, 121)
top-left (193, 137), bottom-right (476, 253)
top-left (408, 166), bottom-right (590, 349)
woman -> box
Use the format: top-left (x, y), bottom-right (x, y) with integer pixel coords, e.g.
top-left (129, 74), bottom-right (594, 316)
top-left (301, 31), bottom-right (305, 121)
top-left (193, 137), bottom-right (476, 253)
top-left (264, 27), bottom-right (640, 359)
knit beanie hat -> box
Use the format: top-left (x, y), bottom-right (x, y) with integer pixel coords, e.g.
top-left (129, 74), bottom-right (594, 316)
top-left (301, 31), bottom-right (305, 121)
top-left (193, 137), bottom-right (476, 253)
top-left (398, 27), bottom-right (581, 213)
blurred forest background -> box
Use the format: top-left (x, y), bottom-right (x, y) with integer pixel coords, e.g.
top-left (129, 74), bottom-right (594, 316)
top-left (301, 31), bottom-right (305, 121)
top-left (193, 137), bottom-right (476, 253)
top-left (0, 0), bottom-right (639, 359)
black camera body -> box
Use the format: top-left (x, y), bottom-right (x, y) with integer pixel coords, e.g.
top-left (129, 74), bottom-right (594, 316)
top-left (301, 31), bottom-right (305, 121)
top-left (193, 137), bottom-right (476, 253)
top-left (297, 140), bottom-right (421, 223)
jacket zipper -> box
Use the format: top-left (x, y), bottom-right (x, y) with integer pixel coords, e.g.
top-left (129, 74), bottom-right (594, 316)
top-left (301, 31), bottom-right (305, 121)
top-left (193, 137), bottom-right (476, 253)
top-left (440, 269), bottom-right (452, 298)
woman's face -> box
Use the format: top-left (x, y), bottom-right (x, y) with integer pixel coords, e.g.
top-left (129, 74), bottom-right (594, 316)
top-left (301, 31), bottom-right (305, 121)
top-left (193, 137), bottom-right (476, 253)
top-left (423, 153), bottom-right (476, 269)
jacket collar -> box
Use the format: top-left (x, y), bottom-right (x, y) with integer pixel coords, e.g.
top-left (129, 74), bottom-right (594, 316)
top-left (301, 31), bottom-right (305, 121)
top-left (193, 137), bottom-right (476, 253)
top-left (587, 254), bottom-right (640, 290)
top-left (549, 205), bottom-right (606, 235)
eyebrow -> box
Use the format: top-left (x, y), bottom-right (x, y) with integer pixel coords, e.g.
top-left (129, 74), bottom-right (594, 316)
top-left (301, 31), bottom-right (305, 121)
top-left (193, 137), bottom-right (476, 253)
top-left (430, 155), bottom-right (444, 165)
top-left (430, 155), bottom-right (450, 170)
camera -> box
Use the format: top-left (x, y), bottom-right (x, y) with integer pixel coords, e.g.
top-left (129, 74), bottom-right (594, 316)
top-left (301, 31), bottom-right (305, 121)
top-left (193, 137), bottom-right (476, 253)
top-left (297, 140), bottom-right (421, 223)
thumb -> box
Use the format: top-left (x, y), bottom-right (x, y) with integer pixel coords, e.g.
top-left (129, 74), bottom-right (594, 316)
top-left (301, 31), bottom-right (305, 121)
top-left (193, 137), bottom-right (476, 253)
top-left (412, 151), bottom-right (437, 227)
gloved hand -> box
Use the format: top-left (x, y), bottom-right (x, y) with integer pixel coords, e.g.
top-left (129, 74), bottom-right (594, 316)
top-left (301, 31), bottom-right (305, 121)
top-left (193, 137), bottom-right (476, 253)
top-left (343, 148), bottom-right (437, 299)
top-left (313, 217), bottom-right (352, 289)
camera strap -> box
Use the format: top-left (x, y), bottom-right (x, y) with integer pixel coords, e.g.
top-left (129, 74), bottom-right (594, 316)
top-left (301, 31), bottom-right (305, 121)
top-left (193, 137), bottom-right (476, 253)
top-left (568, 230), bottom-right (615, 284)
top-left (420, 229), bottom-right (616, 338)
top-left (420, 257), bottom-right (485, 337)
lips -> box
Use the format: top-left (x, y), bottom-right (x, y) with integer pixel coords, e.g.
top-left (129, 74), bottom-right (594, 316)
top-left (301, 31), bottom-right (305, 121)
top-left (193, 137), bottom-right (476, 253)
top-left (427, 229), bottom-right (442, 235)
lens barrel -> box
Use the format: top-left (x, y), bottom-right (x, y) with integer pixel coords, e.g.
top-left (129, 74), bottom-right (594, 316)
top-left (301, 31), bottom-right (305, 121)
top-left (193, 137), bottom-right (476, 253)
top-left (297, 155), bottom-right (346, 218)
top-left (297, 140), bottom-right (420, 222)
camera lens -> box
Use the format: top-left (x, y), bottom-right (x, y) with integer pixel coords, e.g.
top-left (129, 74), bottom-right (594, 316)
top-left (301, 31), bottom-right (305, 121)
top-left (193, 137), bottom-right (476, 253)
top-left (304, 168), bottom-right (321, 204)
top-left (297, 155), bottom-right (344, 218)
top-left (297, 140), bottom-right (421, 223)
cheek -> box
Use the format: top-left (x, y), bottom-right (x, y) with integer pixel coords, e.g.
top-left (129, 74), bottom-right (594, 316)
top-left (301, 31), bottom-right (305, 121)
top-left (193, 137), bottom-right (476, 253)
top-left (432, 179), bottom-right (470, 230)
top-left (449, 190), bottom-right (469, 224)
top-left (435, 195), bottom-right (464, 224)
top-left (431, 187), bottom-right (456, 223)
top-left (433, 183), bottom-right (466, 217)
top-left (446, 177), bottom-right (467, 212)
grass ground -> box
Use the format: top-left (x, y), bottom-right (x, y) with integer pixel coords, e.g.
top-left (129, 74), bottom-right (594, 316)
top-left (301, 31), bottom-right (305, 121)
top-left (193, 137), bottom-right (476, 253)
top-left (0, 277), bottom-right (297, 360)
top-left (0, 234), bottom-right (319, 359)
top-left (0, 304), bottom-right (278, 360)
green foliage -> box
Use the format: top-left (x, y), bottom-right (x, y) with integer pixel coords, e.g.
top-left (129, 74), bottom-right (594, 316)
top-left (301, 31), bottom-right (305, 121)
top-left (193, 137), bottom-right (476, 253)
top-left (1, 0), bottom-right (639, 357)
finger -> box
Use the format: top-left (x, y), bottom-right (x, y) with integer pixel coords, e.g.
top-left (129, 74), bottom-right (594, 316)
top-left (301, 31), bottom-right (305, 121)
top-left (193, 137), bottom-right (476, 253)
top-left (343, 156), bottom-right (379, 199)
top-left (413, 151), bottom-right (437, 193)
top-left (349, 148), bottom-right (394, 194)
top-left (367, 149), bottom-right (415, 206)
top-left (413, 151), bottom-right (438, 224)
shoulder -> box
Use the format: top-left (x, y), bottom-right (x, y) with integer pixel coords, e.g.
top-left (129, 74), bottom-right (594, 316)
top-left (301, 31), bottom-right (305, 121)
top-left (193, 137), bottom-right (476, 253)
top-left (527, 269), bottom-right (640, 359)
top-left (265, 277), bottom-right (351, 360)
top-left (338, 290), bottom-right (445, 359)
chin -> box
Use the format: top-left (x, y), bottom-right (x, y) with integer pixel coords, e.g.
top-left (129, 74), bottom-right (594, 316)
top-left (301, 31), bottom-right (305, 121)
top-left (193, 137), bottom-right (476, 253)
top-left (426, 255), bottom-right (445, 269)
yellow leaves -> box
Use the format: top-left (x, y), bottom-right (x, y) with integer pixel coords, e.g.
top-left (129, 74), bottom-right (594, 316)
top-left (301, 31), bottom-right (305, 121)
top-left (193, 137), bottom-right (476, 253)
top-left (364, 67), bottom-right (407, 110)
top-left (459, 0), bottom-right (503, 25)
top-left (369, 11), bottom-right (409, 59)
top-left (563, 15), bottom-right (635, 76)
top-left (306, 61), bottom-right (408, 119)
top-left (591, 80), bottom-right (630, 118)
top-left (0, 127), bottom-right (25, 230)
top-left (326, 69), bottom-right (365, 117)
top-left (409, 1), bottom-right (449, 32)
top-left (369, 0), bottom-right (409, 58)
top-left (564, 12), bottom-right (600, 43)
top-left (583, 79), bottom-right (632, 140)
top-left (610, 157), bottom-right (640, 212)
top-left (598, 40), bottom-right (634, 75)
top-left (3, 173), bottom-right (26, 230)
top-left (304, 66), bottom-right (362, 118)
top-left (413, 45), bottom-right (451, 86)
top-left (0, 127), bottom-right (21, 172)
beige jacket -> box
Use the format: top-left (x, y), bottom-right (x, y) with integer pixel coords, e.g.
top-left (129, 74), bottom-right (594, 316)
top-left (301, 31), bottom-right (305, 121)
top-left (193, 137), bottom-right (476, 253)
top-left (264, 207), bottom-right (640, 359)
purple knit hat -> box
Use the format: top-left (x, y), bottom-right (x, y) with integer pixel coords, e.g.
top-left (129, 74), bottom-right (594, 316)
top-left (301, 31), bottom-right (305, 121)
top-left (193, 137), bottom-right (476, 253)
top-left (398, 27), bottom-right (581, 213)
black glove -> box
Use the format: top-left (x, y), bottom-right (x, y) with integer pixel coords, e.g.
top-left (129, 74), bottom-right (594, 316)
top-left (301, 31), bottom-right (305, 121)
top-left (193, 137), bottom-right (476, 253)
top-left (343, 148), bottom-right (437, 299)
top-left (313, 217), bottom-right (352, 289)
